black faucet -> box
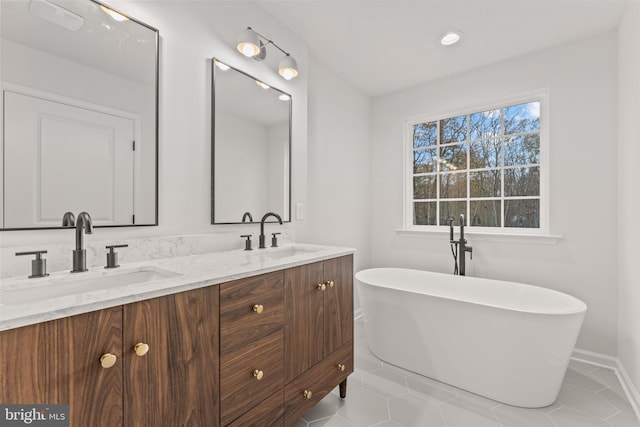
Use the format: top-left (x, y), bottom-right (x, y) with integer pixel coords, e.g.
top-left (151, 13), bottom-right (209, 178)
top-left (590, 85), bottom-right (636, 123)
top-left (242, 212), bottom-right (253, 222)
top-left (259, 212), bottom-right (282, 249)
top-left (449, 214), bottom-right (472, 276)
top-left (71, 212), bottom-right (93, 273)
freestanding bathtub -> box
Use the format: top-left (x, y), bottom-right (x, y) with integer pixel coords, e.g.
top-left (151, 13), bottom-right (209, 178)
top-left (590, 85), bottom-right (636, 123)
top-left (355, 268), bottom-right (587, 408)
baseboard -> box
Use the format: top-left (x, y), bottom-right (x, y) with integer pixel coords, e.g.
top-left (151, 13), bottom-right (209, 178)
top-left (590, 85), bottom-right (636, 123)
top-left (572, 348), bottom-right (640, 420)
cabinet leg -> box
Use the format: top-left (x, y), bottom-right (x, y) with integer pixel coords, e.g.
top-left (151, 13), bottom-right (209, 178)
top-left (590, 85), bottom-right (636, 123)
top-left (339, 378), bottom-right (347, 398)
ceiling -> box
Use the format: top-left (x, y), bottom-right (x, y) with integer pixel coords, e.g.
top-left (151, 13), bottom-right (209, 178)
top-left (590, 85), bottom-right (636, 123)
top-left (255, 0), bottom-right (629, 97)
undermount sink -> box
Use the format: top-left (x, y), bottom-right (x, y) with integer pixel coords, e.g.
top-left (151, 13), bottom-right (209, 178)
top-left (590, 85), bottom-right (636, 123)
top-left (258, 245), bottom-right (323, 260)
top-left (1, 267), bottom-right (181, 306)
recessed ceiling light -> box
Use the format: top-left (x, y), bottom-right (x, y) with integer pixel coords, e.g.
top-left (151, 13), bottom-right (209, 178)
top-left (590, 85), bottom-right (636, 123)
top-left (440, 31), bottom-right (463, 46)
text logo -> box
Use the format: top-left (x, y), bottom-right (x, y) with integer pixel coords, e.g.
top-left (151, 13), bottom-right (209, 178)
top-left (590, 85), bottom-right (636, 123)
top-left (0, 405), bottom-right (68, 427)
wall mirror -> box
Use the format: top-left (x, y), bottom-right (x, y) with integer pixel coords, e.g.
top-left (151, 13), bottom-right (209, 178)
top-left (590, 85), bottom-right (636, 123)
top-left (212, 58), bottom-right (291, 224)
top-left (0, 0), bottom-right (159, 229)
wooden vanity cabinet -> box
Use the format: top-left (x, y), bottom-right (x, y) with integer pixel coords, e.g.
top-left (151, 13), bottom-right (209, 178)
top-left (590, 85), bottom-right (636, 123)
top-left (0, 287), bottom-right (219, 427)
top-left (283, 255), bottom-right (354, 426)
top-left (0, 253), bottom-right (353, 427)
top-left (0, 307), bottom-right (124, 426)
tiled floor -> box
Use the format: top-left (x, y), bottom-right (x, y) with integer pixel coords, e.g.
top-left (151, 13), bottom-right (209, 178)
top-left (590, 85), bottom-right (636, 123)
top-left (295, 319), bottom-right (640, 427)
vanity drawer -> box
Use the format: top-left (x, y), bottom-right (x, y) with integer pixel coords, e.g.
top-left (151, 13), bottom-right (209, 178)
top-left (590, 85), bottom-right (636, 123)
top-left (226, 390), bottom-right (284, 427)
top-left (284, 342), bottom-right (353, 427)
top-left (220, 271), bottom-right (284, 354)
top-left (221, 330), bottom-right (284, 425)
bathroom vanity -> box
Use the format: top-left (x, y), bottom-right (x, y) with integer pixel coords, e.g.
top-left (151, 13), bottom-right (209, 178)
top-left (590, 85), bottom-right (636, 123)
top-left (0, 245), bottom-right (354, 427)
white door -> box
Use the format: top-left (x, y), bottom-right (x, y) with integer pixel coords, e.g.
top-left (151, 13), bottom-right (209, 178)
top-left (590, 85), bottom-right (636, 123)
top-left (3, 90), bottom-right (135, 228)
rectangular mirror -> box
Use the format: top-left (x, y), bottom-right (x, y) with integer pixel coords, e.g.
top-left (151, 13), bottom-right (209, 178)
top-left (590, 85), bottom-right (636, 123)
top-left (0, 0), bottom-right (159, 229)
top-left (212, 58), bottom-right (291, 224)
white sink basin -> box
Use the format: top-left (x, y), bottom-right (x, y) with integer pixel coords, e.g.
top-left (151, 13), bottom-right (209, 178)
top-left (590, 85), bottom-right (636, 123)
top-left (1, 267), bottom-right (181, 306)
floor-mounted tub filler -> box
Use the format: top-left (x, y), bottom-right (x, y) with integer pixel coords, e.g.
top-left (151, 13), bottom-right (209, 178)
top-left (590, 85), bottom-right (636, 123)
top-left (355, 268), bottom-right (587, 408)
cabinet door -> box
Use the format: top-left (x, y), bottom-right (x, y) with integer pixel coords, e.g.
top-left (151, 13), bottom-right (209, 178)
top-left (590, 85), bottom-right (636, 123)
top-left (124, 287), bottom-right (219, 427)
top-left (323, 255), bottom-right (354, 356)
top-left (0, 308), bottom-right (123, 427)
top-left (284, 262), bottom-right (324, 382)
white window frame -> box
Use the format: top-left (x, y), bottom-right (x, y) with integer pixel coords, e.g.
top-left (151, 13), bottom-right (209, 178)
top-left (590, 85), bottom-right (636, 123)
top-left (403, 90), bottom-right (550, 235)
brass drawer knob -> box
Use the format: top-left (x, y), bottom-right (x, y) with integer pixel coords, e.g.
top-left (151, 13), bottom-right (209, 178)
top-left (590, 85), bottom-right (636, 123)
top-left (134, 343), bottom-right (149, 357)
top-left (327, 280), bottom-right (335, 288)
top-left (100, 353), bottom-right (117, 368)
top-left (303, 389), bottom-right (312, 399)
top-left (253, 369), bottom-right (264, 380)
top-left (252, 304), bottom-right (264, 314)
top-left (337, 363), bottom-right (346, 372)
top-left (317, 283), bottom-right (326, 291)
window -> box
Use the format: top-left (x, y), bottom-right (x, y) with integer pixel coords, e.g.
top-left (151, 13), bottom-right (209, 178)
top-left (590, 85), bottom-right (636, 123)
top-left (406, 96), bottom-right (546, 232)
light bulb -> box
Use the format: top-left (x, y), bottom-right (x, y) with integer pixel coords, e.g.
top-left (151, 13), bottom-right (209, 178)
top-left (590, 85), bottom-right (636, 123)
top-left (242, 44), bottom-right (257, 57)
top-left (281, 69), bottom-right (294, 80)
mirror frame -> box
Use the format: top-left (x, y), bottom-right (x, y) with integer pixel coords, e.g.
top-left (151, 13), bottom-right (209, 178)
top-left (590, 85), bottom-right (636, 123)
top-left (211, 58), bottom-right (292, 225)
top-left (0, 0), bottom-right (160, 231)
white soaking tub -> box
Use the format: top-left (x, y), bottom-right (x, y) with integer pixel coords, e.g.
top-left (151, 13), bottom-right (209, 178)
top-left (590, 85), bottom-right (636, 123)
top-left (355, 268), bottom-right (587, 408)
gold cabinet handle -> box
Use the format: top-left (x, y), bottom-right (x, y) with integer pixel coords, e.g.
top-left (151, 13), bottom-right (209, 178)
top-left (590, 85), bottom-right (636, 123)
top-left (253, 369), bottom-right (264, 380)
top-left (303, 389), bottom-right (313, 399)
top-left (327, 280), bottom-right (335, 288)
top-left (134, 343), bottom-right (149, 357)
top-left (100, 353), bottom-right (117, 368)
top-left (337, 363), bottom-right (346, 372)
top-left (317, 283), bottom-right (326, 291)
top-left (252, 304), bottom-right (264, 314)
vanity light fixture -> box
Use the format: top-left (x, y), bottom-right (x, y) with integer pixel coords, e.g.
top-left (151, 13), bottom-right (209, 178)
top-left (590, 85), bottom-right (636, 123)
top-left (236, 27), bottom-right (299, 80)
top-left (440, 31), bottom-right (463, 46)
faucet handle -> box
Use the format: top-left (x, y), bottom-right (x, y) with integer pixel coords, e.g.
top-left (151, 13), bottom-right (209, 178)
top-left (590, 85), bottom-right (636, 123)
top-left (105, 244), bottom-right (128, 269)
top-left (271, 232), bottom-right (281, 248)
top-left (15, 250), bottom-right (49, 278)
top-left (241, 235), bottom-right (253, 251)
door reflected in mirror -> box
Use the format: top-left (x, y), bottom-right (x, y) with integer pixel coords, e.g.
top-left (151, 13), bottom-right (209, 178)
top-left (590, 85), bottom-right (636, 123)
top-left (0, 0), bottom-right (159, 229)
top-left (212, 59), bottom-right (291, 224)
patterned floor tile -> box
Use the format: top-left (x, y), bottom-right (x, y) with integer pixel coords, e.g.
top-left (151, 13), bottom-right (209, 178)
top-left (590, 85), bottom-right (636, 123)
top-left (295, 319), bottom-right (640, 427)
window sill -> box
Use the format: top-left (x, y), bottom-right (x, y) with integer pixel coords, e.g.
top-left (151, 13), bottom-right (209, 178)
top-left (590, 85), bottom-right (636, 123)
top-left (395, 228), bottom-right (562, 245)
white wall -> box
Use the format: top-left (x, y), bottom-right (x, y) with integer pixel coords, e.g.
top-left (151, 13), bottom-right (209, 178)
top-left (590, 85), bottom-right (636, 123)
top-left (371, 33), bottom-right (618, 355)
top-left (301, 57), bottom-right (372, 274)
top-left (0, 1), bottom-right (309, 268)
top-left (617, 0), bottom-right (640, 396)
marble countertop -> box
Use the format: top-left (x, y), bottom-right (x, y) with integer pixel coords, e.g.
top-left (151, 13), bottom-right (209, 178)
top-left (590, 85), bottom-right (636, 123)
top-left (0, 243), bottom-right (354, 331)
